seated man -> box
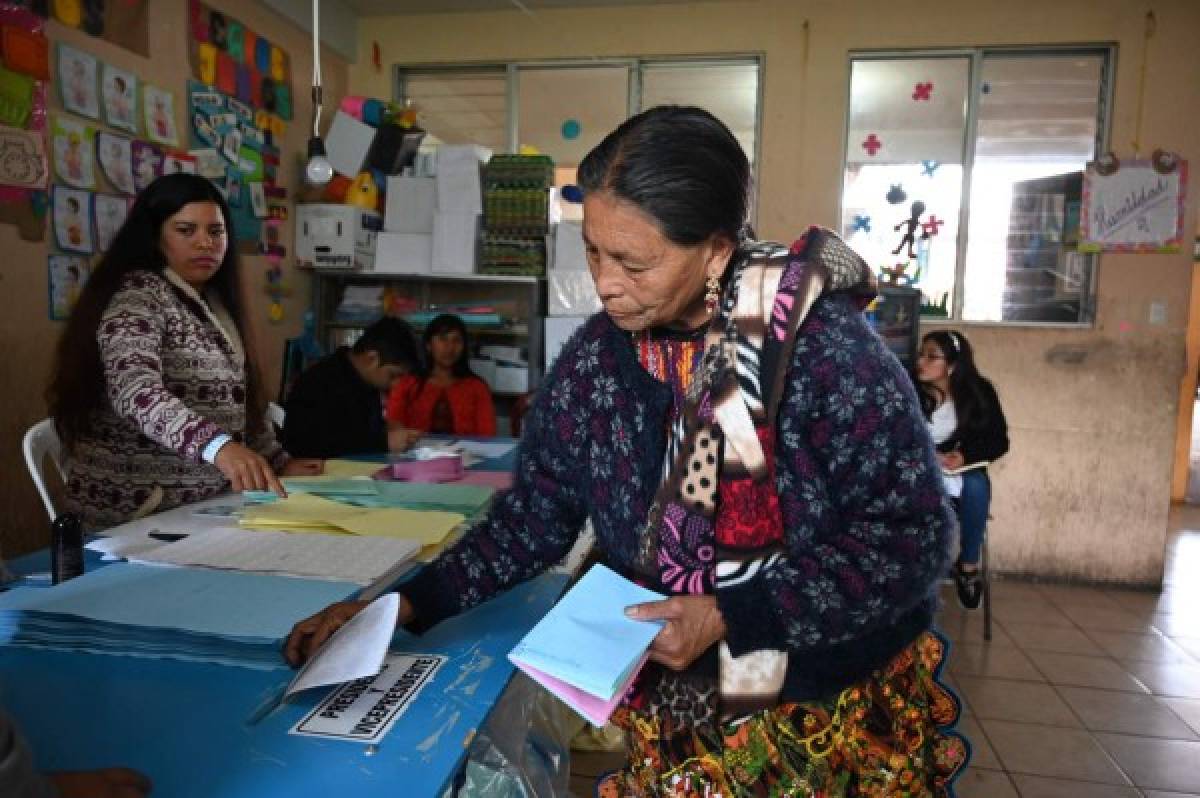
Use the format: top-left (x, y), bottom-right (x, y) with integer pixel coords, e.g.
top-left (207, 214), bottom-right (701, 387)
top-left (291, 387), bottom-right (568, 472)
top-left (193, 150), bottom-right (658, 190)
top-left (283, 317), bottom-right (421, 458)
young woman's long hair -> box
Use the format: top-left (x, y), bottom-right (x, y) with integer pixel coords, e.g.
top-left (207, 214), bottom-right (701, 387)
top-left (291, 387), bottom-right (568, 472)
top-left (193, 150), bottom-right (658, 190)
top-left (47, 173), bottom-right (267, 451)
top-left (417, 314), bottom-right (477, 380)
top-left (918, 330), bottom-right (996, 433)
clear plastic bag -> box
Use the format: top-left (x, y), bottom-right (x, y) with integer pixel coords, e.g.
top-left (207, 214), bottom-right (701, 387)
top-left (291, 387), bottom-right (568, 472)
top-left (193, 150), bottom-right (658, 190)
top-left (452, 672), bottom-right (582, 798)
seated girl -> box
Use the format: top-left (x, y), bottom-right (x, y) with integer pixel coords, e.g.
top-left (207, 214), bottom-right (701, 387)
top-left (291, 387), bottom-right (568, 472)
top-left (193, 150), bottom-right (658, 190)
top-left (916, 329), bottom-right (1009, 609)
top-left (386, 313), bottom-right (496, 438)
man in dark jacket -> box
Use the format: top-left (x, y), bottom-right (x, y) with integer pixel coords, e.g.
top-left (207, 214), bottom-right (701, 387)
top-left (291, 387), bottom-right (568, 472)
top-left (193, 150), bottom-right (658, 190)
top-left (282, 317), bottom-right (421, 458)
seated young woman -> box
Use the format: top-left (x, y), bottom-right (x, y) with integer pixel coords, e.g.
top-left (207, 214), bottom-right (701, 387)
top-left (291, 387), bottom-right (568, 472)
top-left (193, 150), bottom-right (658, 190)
top-left (916, 329), bottom-right (1010, 609)
top-left (46, 173), bottom-right (321, 530)
top-left (385, 313), bottom-right (496, 438)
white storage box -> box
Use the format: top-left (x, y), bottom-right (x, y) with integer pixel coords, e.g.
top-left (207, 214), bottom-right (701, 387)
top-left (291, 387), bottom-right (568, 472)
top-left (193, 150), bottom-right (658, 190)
top-left (384, 176), bottom-right (436, 233)
top-left (295, 204), bottom-right (381, 271)
top-left (325, 110), bottom-right (377, 178)
top-left (435, 145), bottom-right (489, 214)
top-left (492, 360), bottom-right (529, 395)
top-left (432, 212), bottom-right (479, 274)
top-left (548, 270), bottom-right (602, 316)
top-left (544, 316), bottom-right (588, 370)
top-left (551, 222), bottom-right (588, 271)
top-left (373, 232), bottom-right (432, 274)
top-left (469, 356), bottom-right (497, 387)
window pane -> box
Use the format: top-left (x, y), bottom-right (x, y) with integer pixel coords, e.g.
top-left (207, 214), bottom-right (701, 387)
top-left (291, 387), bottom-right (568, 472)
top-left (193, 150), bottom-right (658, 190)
top-left (516, 66), bottom-right (629, 168)
top-left (841, 57), bottom-right (969, 317)
top-left (640, 62), bottom-right (759, 166)
top-left (517, 65), bottom-right (629, 225)
top-left (399, 69), bottom-right (508, 153)
top-left (962, 53), bottom-right (1105, 322)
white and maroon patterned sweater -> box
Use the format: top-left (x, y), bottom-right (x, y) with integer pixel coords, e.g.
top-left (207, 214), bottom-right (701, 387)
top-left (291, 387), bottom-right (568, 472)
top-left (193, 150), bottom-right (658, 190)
top-left (64, 269), bottom-right (287, 530)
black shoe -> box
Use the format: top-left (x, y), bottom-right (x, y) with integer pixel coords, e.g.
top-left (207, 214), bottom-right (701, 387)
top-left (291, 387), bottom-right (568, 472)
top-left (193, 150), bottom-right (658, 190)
top-left (954, 565), bottom-right (983, 610)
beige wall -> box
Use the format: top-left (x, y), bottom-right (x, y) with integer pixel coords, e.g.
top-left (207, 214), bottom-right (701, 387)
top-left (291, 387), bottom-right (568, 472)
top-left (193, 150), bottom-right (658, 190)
top-left (352, 0), bottom-right (1200, 585)
top-left (0, 0), bottom-right (349, 557)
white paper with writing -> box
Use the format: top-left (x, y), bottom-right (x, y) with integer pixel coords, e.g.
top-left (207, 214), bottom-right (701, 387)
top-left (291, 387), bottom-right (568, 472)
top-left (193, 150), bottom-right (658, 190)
top-left (289, 652), bottom-right (446, 742)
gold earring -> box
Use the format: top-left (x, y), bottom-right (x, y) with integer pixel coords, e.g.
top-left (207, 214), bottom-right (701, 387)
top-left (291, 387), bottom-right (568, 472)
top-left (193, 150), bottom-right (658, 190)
top-left (704, 275), bottom-right (720, 314)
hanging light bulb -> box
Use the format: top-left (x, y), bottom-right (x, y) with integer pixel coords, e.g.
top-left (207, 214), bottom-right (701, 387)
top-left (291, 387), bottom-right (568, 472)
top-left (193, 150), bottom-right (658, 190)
top-left (305, 135), bottom-right (333, 185)
top-left (304, 0), bottom-right (332, 186)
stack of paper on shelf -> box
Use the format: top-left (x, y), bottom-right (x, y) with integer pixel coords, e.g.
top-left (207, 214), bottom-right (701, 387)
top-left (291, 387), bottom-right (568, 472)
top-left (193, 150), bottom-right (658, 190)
top-left (0, 563), bottom-right (359, 669)
top-left (508, 564), bottom-right (664, 726)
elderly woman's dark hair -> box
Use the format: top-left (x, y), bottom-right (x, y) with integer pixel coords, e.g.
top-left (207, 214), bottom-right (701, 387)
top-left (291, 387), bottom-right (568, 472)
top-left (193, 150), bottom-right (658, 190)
top-left (577, 105), bottom-right (752, 247)
top-left (47, 172), bottom-right (265, 449)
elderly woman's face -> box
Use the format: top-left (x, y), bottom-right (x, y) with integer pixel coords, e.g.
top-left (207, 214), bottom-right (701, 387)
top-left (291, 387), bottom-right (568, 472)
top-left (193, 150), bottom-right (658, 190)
top-left (583, 191), bottom-right (733, 332)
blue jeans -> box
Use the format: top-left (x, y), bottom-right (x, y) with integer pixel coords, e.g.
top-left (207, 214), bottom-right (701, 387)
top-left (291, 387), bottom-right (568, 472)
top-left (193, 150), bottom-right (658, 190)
top-left (957, 470), bottom-right (990, 565)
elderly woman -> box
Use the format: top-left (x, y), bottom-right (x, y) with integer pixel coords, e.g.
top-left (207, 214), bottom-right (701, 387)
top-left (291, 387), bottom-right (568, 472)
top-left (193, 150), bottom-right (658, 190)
top-left (287, 107), bottom-right (966, 796)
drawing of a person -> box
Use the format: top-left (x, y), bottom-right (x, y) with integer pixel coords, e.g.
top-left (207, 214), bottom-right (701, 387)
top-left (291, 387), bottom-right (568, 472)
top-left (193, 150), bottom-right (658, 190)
top-left (64, 197), bottom-right (83, 247)
top-left (111, 75), bottom-right (131, 123)
top-left (152, 95), bottom-right (170, 140)
top-left (64, 133), bottom-right (83, 182)
top-left (69, 58), bottom-right (89, 110)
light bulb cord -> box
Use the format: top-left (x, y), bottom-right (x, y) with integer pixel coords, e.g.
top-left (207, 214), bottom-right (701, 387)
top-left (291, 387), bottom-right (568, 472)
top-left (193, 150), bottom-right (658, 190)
top-left (311, 0), bottom-right (322, 139)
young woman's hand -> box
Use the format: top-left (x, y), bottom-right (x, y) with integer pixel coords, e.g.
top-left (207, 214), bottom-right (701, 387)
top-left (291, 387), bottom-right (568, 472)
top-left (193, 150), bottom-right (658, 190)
top-left (625, 595), bottom-right (727, 671)
top-left (214, 441), bottom-right (287, 496)
top-left (284, 595), bottom-right (415, 666)
top-left (387, 425), bottom-right (423, 452)
top-left (281, 458), bottom-right (324, 476)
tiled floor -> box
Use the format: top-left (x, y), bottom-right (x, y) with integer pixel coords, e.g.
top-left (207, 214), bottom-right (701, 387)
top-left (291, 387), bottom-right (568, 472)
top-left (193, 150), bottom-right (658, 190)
top-left (568, 504), bottom-right (1200, 796)
top-left (937, 502), bottom-right (1200, 797)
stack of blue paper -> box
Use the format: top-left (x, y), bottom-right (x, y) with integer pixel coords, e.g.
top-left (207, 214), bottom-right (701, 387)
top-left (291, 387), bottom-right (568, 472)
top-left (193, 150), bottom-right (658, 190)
top-left (0, 564), bottom-right (357, 670)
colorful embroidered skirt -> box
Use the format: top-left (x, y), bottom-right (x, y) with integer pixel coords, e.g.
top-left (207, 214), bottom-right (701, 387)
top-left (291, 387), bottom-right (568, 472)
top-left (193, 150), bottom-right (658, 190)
top-left (599, 631), bottom-right (968, 798)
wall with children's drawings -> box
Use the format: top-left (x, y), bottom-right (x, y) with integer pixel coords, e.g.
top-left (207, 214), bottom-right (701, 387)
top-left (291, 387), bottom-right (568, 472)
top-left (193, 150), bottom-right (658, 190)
top-left (350, 0), bottom-right (1200, 585)
top-left (0, 0), bottom-right (350, 557)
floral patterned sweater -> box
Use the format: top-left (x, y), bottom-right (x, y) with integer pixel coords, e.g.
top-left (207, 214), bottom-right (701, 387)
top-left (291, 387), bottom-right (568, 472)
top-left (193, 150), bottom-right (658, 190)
top-left (63, 269), bottom-right (286, 530)
top-left (404, 293), bottom-right (952, 700)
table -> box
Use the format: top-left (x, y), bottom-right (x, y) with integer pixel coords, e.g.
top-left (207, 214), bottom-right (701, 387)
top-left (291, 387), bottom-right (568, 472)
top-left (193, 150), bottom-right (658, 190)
top-left (0, 572), bottom-right (566, 797)
top-left (0, 437), bottom-right (571, 797)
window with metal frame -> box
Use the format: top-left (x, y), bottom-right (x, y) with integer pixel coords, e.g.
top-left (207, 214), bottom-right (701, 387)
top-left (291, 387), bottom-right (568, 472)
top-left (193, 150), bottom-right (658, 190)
top-left (840, 47), bottom-right (1112, 325)
top-left (396, 57), bottom-right (763, 223)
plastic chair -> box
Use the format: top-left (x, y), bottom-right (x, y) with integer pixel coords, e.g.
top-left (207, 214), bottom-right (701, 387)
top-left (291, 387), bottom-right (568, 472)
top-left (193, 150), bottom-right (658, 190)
top-left (981, 517), bottom-right (993, 641)
top-left (22, 419), bottom-right (67, 522)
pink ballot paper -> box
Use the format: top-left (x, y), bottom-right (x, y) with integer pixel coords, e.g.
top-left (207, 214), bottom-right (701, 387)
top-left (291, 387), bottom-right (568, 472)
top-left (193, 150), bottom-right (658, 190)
top-left (507, 564), bottom-right (664, 726)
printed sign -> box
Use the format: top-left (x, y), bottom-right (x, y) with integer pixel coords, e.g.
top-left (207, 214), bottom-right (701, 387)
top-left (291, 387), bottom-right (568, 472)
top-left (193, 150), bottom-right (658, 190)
top-left (289, 653), bottom-right (445, 743)
top-left (1081, 155), bottom-right (1188, 253)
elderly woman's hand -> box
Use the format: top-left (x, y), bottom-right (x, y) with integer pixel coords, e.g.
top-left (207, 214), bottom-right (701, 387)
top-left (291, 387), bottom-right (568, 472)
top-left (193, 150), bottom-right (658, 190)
top-left (625, 595), bottom-right (727, 671)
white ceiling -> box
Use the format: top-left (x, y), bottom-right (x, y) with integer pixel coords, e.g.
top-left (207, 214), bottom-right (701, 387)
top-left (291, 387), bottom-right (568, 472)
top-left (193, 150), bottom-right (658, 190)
top-left (340, 0), bottom-right (742, 15)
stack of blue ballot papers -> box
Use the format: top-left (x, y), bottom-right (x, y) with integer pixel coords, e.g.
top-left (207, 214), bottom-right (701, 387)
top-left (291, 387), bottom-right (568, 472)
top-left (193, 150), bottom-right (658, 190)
top-left (508, 564), bottom-right (664, 726)
top-left (0, 563), bottom-right (357, 669)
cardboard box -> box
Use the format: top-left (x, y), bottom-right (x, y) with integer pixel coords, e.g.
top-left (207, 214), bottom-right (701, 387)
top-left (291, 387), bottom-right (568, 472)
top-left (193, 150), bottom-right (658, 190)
top-left (384, 176), bottom-right (436, 233)
top-left (548, 270), bottom-right (602, 316)
top-left (325, 110), bottom-right (376, 178)
top-left (295, 204), bottom-right (381, 271)
top-left (432, 211), bottom-right (479, 273)
top-left (372, 232), bottom-right (432, 274)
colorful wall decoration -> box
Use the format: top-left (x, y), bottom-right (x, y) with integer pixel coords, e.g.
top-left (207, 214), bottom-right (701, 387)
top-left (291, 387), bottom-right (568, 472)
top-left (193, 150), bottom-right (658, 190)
top-left (21, 0), bottom-right (150, 57)
top-left (188, 0), bottom-right (292, 142)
